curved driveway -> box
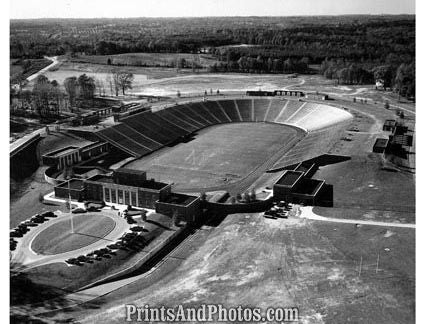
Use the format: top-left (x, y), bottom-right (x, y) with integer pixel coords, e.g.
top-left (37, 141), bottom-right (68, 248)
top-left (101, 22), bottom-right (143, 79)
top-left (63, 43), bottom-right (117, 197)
top-left (11, 210), bottom-right (131, 271)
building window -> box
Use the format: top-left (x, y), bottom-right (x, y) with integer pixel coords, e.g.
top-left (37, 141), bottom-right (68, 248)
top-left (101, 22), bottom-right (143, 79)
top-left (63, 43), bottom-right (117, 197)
top-left (124, 191), bottom-right (130, 205)
top-left (104, 187), bottom-right (110, 202)
top-left (111, 189), bottom-right (116, 203)
top-left (118, 190), bottom-right (123, 204)
top-left (131, 192), bottom-right (137, 206)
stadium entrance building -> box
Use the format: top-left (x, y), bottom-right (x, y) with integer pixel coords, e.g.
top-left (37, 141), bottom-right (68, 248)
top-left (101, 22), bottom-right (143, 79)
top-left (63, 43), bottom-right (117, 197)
top-left (85, 169), bottom-right (172, 209)
top-left (273, 169), bottom-right (333, 206)
top-left (156, 193), bottom-right (201, 223)
top-left (54, 168), bottom-right (201, 220)
top-left (42, 141), bottom-right (109, 170)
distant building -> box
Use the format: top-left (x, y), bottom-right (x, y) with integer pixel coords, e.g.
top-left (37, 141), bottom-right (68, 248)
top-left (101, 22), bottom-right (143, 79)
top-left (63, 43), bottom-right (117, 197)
top-left (373, 138), bottom-right (389, 153)
top-left (383, 119), bottom-right (397, 132)
top-left (305, 92), bottom-right (329, 100)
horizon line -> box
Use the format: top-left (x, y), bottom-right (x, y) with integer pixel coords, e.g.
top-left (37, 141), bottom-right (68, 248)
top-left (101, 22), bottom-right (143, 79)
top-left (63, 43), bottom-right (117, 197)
top-left (10, 13), bottom-right (415, 20)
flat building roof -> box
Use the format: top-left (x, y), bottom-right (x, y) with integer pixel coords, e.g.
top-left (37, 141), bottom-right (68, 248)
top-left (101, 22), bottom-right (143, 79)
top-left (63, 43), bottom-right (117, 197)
top-left (292, 178), bottom-right (325, 196)
top-left (159, 193), bottom-right (198, 206)
top-left (44, 146), bottom-right (79, 158)
top-left (57, 179), bottom-right (86, 190)
top-left (86, 174), bottom-right (169, 190)
top-left (275, 170), bottom-right (304, 187)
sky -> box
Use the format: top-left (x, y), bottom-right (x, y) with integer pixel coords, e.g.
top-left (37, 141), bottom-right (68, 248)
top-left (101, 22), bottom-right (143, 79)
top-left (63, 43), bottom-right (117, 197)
top-left (10, 0), bottom-right (415, 19)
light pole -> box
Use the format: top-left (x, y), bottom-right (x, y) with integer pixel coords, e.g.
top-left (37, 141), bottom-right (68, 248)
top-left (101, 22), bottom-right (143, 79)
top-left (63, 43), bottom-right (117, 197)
top-left (68, 179), bottom-right (74, 234)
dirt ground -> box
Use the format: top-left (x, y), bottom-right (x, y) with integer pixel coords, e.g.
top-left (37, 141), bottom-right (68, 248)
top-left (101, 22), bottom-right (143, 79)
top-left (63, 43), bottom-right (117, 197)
top-left (70, 213), bottom-right (414, 324)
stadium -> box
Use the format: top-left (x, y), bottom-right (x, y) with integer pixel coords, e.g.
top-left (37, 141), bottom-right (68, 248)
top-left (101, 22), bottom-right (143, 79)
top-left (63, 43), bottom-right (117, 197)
top-left (71, 96), bottom-right (352, 194)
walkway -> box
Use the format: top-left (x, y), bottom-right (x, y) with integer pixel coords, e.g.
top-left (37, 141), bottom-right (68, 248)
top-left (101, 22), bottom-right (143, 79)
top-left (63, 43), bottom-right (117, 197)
top-left (26, 56), bottom-right (59, 82)
top-left (298, 206), bottom-right (415, 229)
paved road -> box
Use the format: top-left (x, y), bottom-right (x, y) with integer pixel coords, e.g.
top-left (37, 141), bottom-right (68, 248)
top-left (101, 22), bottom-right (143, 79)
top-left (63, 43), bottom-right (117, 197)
top-left (298, 206), bottom-right (415, 229)
top-left (11, 227), bottom-right (209, 316)
top-left (26, 56), bottom-right (59, 82)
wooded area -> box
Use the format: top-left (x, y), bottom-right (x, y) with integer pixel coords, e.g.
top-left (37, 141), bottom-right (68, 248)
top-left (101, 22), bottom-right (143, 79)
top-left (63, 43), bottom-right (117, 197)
top-left (10, 15), bottom-right (415, 97)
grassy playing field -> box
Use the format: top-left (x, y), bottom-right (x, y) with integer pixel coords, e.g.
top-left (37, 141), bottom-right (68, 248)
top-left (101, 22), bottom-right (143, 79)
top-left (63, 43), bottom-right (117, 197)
top-left (31, 215), bottom-right (116, 255)
top-left (126, 123), bottom-right (301, 192)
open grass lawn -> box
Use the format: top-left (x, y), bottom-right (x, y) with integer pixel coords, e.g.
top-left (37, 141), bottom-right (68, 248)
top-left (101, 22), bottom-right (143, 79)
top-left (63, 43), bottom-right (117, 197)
top-left (69, 53), bottom-right (219, 68)
top-left (31, 215), bottom-right (116, 255)
top-left (77, 212), bottom-right (414, 324)
top-left (126, 123), bottom-right (299, 190)
top-left (314, 159), bottom-right (415, 213)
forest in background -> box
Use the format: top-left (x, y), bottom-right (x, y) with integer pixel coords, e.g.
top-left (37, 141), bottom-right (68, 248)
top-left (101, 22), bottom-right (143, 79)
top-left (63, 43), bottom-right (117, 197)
top-left (10, 15), bottom-right (415, 97)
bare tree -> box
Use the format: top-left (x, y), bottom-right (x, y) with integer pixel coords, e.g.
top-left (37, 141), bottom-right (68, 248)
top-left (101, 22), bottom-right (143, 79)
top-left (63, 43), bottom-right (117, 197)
top-left (112, 71), bottom-right (134, 96)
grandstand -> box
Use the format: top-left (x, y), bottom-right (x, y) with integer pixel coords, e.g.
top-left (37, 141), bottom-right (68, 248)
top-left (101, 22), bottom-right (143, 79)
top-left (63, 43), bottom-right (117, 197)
top-left (91, 98), bottom-right (352, 172)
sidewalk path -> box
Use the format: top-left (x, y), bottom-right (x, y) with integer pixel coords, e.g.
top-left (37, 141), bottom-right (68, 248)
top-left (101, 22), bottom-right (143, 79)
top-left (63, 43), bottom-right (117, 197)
top-left (298, 206), bottom-right (415, 229)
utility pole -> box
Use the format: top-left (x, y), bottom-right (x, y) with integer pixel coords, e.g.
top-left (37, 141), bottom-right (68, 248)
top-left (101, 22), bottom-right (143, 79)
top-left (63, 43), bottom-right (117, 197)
top-left (358, 255), bottom-right (363, 277)
top-left (68, 179), bottom-right (74, 234)
top-left (375, 252), bottom-right (380, 274)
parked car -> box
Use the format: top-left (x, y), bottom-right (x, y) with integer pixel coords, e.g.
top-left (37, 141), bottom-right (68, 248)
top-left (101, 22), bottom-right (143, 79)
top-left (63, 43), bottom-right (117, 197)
top-left (10, 231), bottom-right (23, 238)
top-left (65, 258), bottom-right (78, 265)
top-left (72, 208), bottom-right (87, 214)
top-left (77, 255), bottom-right (88, 262)
top-left (41, 211), bottom-right (55, 218)
top-left (23, 221), bottom-right (38, 227)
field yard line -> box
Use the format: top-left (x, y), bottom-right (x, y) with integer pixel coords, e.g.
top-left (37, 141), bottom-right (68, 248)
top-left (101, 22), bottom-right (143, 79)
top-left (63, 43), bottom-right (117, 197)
top-left (284, 102), bottom-right (307, 123)
top-left (273, 100), bottom-right (290, 122)
top-left (299, 206), bottom-right (415, 228)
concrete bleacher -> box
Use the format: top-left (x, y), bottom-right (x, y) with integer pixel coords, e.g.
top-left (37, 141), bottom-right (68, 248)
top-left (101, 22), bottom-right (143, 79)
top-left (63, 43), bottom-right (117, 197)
top-left (183, 103), bottom-right (215, 126)
top-left (113, 124), bottom-right (162, 150)
top-left (253, 99), bottom-right (272, 122)
top-left (122, 114), bottom-right (173, 144)
top-left (198, 101), bottom-right (230, 123)
top-left (274, 100), bottom-right (305, 124)
top-left (97, 98), bottom-right (353, 162)
top-left (264, 100), bottom-right (287, 122)
top-left (218, 100), bottom-right (241, 122)
top-left (235, 99), bottom-right (253, 122)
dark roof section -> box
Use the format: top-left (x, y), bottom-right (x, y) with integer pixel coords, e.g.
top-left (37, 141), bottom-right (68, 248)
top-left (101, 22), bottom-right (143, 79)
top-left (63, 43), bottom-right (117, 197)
top-left (159, 193), bottom-right (198, 206)
top-left (275, 170), bottom-right (304, 187)
top-left (86, 174), bottom-right (169, 190)
top-left (57, 179), bottom-right (86, 190)
top-left (292, 178), bottom-right (325, 196)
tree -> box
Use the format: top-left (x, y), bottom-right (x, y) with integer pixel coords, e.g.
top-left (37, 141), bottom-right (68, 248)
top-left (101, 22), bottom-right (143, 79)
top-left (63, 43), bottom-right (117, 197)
top-left (32, 75), bottom-right (51, 117)
top-left (112, 71), bottom-right (134, 96)
top-left (77, 74), bottom-right (96, 100)
top-left (384, 101), bottom-right (390, 109)
top-left (63, 76), bottom-right (78, 108)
